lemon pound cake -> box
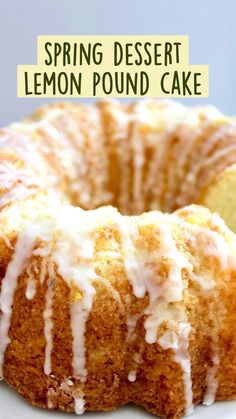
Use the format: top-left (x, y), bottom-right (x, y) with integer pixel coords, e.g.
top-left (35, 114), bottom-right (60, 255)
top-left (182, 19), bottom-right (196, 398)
top-left (1, 202), bottom-right (236, 418)
top-left (1, 100), bottom-right (236, 419)
top-left (3, 99), bottom-right (236, 230)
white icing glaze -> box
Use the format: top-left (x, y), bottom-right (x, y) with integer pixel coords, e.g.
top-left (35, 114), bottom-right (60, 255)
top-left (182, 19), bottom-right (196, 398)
top-left (43, 261), bottom-right (55, 376)
top-left (126, 313), bottom-right (141, 342)
top-left (0, 224), bottom-right (43, 378)
top-left (46, 108), bottom-right (94, 206)
top-left (138, 216), bottom-right (190, 342)
top-left (59, 378), bottom-right (85, 416)
top-left (74, 396), bottom-right (85, 415)
top-left (177, 212), bottom-right (233, 407)
top-left (116, 210), bottom-right (194, 413)
top-left (41, 122), bottom-right (87, 199)
top-left (0, 130), bottom-right (58, 191)
top-left (171, 323), bottom-right (193, 416)
top-left (128, 370), bottom-right (137, 382)
top-left (0, 183), bottom-right (38, 208)
top-left (203, 343), bottom-right (220, 406)
top-left (25, 263), bottom-right (37, 300)
top-left (160, 323), bottom-right (193, 416)
top-left (0, 162), bottom-right (43, 189)
top-left (117, 216), bottom-right (145, 298)
top-left (126, 308), bottom-right (143, 382)
top-left (13, 108), bottom-right (64, 131)
top-left (47, 392), bottom-right (54, 409)
top-left (51, 206), bottom-right (98, 381)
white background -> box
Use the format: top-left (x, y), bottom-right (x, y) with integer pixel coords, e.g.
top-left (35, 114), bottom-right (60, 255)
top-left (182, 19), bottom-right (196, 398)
top-left (0, 0), bottom-right (236, 125)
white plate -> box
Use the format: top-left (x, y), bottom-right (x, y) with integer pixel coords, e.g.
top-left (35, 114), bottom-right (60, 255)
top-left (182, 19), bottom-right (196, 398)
top-left (1, 382), bottom-right (236, 419)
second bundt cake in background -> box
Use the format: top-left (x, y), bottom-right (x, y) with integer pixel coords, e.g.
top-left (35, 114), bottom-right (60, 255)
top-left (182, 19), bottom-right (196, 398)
top-left (3, 99), bottom-right (236, 231)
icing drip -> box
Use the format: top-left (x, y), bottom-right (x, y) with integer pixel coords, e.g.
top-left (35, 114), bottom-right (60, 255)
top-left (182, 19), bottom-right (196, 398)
top-left (39, 253), bottom-right (49, 285)
top-left (141, 220), bottom-right (193, 415)
top-left (69, 281), bottom-right (96, 380)
top-left (159, 323), bottom-right (193, 415)
top-left (41, 123), bottom-right (84, 197)
top-left (0, 162), bottom-right (42, 191)
top-left (141, 219), bottom-right (190, 344)
top-left (0, 224), bottom-right (42, 378)
top-left (74, 396), bottom-right (85, 415)
top-left (0, 130), bottom-right (48, 177)
top-left (52, 207), bottom-right (102, 414)
top-left (25, 262), bottom-right (38, 300)
top-left (203, 340), bottom-right (220, 406)
top-left (0, 130), bottom-right (58, 196)
top-left (128, 370), bottom-right (137, 382)
top-left (117, 211), bottom-right (193, 414)
top-left (0, 149), bottom-right (44, 209)
top-left (47, 395), bottom-right (53, 409)
top-left (126, 313), bottom-right (143, 382)
top-left (43, 262), bottom-right (55, 376)
top-left (49, 205), bottom-right (100, 412)
top-left (204, 303), bottom-right (221, 406)
top-left (47, 108), bottom-right (93, 206)
top-left (126, 313), bottom-right (141, 342)
top-left (14, 108), bottom-right (64, 131)
top-left (117, 217), bottom-right (145, 298)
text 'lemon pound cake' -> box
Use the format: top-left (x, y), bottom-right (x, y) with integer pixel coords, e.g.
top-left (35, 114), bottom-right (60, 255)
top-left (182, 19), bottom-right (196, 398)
top-left (1, 100), bottom-right (236, 418)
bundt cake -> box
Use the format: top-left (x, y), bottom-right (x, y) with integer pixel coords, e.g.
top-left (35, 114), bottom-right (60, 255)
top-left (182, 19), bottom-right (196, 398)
top-left (1, 99), bottom-right (236, 418)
